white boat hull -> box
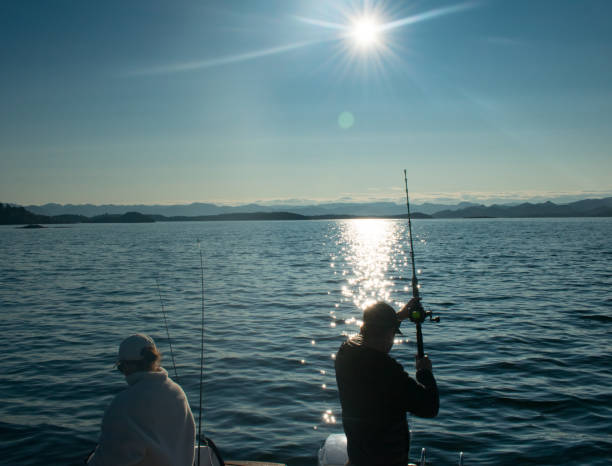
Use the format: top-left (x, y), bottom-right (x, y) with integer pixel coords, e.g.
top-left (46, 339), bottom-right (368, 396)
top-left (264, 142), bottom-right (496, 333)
top-left (195, 445), bottom-right (286, 466)
top-left (317, 433), bottom-right (349, 466)
top-left (317, 433), bottom-right (464, 466)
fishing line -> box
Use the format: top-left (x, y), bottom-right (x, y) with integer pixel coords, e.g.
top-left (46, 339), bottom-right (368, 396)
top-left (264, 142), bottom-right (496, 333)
top-left (155, 277), bottom-right (179, 382)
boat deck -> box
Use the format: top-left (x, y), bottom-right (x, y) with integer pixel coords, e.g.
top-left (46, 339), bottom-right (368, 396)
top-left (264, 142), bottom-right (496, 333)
top-left (226, 462), bottom-right (286, 466)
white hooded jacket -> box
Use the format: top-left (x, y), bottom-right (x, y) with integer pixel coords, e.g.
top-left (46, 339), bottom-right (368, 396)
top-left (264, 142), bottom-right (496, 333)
top-left (88, 368), bottom-right (196, 466)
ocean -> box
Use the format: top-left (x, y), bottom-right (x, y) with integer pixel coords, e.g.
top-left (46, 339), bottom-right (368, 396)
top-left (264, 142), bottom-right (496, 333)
top-left (1, 218), bottom-right (611, 465)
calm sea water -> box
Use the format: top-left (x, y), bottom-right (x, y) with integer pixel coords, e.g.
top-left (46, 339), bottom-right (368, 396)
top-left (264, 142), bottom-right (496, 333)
top-left (1, 219), bottom-right (611, 465)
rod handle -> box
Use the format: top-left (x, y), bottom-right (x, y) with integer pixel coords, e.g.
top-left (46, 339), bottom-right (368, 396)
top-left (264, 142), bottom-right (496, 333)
top-left (416, 323), bottom-right (424, 359)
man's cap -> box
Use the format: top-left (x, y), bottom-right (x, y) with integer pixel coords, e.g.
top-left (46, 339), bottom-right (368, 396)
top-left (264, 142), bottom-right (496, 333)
top-left (118, 334), bottom-right (156, 362)
top-left (363, 302), bottom-right (402, 334)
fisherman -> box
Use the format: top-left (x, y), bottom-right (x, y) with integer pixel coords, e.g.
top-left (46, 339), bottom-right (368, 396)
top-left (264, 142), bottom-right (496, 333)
top-left (335, 299), bottom-right (439, 466)
top-left (87, 334), bottom-right (196, 466)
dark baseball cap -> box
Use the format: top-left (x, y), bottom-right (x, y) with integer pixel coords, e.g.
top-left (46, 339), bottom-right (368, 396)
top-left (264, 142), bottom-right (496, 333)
top-left (363, 302), bottom-right (402, 334)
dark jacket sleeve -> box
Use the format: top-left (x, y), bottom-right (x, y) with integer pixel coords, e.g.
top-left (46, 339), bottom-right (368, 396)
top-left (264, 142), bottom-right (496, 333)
top-left (391, 360), bottom-right (439, 418)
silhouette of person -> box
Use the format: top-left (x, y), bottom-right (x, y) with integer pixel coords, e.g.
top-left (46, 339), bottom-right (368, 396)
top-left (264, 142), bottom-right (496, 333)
top-left (335, 300), bottom-right (439, 466)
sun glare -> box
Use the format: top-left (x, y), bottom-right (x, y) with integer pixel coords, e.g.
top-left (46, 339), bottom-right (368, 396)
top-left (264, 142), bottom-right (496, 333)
top-left (295, 2), bottom-right (478, 72)
top-left (350, 16), bottom-right (382, 49)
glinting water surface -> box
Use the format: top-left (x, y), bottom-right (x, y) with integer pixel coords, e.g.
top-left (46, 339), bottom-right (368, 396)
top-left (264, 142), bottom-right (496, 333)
top-left (1, 219), bottom-right (611, 465)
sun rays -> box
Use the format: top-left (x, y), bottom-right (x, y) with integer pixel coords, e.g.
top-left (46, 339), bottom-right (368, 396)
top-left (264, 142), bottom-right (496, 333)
top-left (294, 1), bottom-right (479, 77)
top-left (124, 2), bottom-right (478, 77)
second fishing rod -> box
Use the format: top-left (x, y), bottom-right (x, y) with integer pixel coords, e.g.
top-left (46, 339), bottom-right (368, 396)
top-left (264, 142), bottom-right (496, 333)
top-left (403, 169), bottom-right (439, 359)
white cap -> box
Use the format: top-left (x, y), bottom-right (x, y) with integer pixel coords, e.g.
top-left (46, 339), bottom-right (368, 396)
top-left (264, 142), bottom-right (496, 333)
top-left (118, 334), bottom-right (156, 362)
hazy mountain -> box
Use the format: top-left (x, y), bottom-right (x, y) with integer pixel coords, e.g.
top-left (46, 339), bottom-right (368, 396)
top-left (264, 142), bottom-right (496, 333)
top-left (408, 201), bottom-right (480, 215)
top-left (5, 197), bottom-right (612, 225)
top-left (433, 197), bottom-right (612, 218)
top-left (25, 200), bottom-right (478, 217)
top-left (19, 197), bottom-right (612, 219)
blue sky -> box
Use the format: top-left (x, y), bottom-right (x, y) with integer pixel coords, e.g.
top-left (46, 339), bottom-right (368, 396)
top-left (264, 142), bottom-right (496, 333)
top-left (1, 0), bottom-right (611, 205)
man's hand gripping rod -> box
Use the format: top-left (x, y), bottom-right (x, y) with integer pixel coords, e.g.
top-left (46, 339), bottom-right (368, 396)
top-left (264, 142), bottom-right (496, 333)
top-left (403, 169), bottom-right (440, 359)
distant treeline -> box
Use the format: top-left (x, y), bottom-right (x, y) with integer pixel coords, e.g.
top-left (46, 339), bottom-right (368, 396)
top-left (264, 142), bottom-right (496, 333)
top-left (0, 204), bottom-right (154, 225)
top-left (0, 204), bottom-right (431, 225)
top-left (149, 212), bottom-right (432, 221)
top-left (0, 203), bottom-right (430, 225)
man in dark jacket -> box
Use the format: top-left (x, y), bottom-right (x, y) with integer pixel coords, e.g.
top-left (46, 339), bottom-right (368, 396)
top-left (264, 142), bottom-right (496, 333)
top-left (335, 299), bottom-right (439, 466)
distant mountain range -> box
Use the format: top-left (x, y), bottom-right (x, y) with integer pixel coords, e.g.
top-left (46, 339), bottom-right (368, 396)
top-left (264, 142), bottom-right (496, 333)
top-left (23, 200), bottom-right (480, 217)
top-left (20, 197), bottom-right (612, 218)
top-left (2, 197), bottom-right (611, 225)
top-left (431, 197), bottom-right (612, 218)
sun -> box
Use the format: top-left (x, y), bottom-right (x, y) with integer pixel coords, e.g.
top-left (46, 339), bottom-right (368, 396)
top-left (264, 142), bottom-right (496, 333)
top-left (350, 15), bottom-right (382, 49)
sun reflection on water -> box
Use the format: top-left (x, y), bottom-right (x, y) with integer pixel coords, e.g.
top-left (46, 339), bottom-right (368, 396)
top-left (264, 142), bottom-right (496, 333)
top-left (340, 219), bottom-right (398, 313)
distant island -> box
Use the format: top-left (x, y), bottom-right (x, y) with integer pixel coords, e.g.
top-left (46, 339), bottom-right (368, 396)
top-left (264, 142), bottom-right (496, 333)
top-left (1, 205), bottom-right (155, 225)
top-left (2, 197), bottom-right (611, 225)
top-left (87, 212), bottom-right (155, 223)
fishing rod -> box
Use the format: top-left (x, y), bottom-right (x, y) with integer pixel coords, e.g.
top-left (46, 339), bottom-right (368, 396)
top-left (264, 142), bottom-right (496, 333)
top-left (155, 277), bottom-right (180, 382)
top-left (156, 249), bottom-right (217, 466)
top-left (197, 239), bottom-right (207, 466)
top-left (403, 169), bottom-right (439, 359)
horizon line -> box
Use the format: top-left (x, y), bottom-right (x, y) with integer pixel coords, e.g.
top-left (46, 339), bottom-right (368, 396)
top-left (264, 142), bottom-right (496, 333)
top-left (6, 190), bottom-right (612, 208)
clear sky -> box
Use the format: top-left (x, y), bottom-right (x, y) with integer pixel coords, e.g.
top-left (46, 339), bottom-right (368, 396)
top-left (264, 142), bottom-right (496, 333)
top-left (1, 0), bottom-right (611, 205)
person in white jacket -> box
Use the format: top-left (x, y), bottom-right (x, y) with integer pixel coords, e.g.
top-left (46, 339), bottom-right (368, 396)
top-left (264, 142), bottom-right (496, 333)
top-left (87, 334), bottom-right (196, 466)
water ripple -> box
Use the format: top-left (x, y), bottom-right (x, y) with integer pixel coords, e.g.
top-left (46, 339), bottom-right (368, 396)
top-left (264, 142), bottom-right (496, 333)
top-left (1, 219), bottom-right (611, 465)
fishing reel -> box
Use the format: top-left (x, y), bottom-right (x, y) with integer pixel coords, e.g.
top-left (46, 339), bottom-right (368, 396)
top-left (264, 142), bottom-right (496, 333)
top-left (407, 300), bottom-right (440, 359)
top-left (408, 304), bottom-right (440, 325)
